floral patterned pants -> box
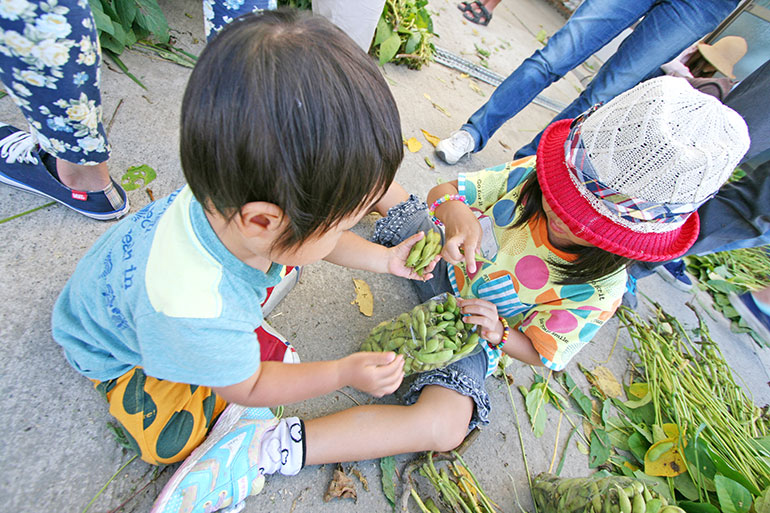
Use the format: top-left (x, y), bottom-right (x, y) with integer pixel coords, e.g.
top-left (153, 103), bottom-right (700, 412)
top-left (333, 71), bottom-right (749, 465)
top-left (0, 0), bottom-right (274, 166)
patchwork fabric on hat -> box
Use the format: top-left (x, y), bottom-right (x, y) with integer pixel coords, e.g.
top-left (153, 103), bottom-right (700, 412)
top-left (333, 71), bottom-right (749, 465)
top-left (536, 76), bottom-right (750, 262)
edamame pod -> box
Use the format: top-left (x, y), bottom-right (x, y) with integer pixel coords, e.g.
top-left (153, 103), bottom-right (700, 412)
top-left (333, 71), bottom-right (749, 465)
top-left (416, 348), bottom-right (454, 364)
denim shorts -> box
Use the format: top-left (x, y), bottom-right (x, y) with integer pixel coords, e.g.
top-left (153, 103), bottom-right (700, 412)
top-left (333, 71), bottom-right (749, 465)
top-left (372, 195), bottom-right (491, 430)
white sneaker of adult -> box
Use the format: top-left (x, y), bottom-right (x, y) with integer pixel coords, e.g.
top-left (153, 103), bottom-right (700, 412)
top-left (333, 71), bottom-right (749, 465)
top-left (435, 130), bottom-right (475, 165)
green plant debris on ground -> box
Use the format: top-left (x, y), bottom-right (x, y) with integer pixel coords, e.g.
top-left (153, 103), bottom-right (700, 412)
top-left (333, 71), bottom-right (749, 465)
top-left (557, 304), bottom-right (770, 513)
top-left (686, 245), bottom-right (770, 346)
top-left (372, 0), bottom-right (436, 68)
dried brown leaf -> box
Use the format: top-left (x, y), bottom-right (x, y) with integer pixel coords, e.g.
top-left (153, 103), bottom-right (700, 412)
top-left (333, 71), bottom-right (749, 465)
top-left (324, 466), bottom-right (357, 502)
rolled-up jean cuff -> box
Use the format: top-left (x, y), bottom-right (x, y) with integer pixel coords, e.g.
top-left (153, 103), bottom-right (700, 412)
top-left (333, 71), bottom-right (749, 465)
top-left (401, 349), bottom-right (491, 431)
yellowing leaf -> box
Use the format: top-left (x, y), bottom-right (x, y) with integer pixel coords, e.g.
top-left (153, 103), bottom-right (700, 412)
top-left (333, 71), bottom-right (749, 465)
top-left (535, 29), bottom-right (548, 44)
top-left (623, 461), bottom-right (639, 472)
top-left (459, 73), bottom-right (469, 79)
top-left (644, 438), bottom-right (687, 477)
top-left (351, 278), bottom-right (373, 316)
top-left (420, 129), bottom-right (441, 147)
top-left (591, 365), bottom-right (623, 398)
top-left (628, 382), bottom-right (649, 399)
top-left (405, 137), bottom-right (423, 153)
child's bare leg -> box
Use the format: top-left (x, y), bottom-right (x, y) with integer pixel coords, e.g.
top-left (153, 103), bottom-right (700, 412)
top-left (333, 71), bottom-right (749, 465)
top-left (303, 385), bottom-right (474, 465)
top-left (374, 181), bottom-right (410, 216)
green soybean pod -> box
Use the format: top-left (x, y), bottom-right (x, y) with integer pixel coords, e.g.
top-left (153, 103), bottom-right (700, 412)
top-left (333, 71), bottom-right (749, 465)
top-left (466, 332), bottom-right (480, 346)
top-left (445, 326), bottom-right (457, 337)
top-left (416, 348), bottom-right (454, 364)
top-left (644, 499), bottom-right (662, 513)
top-left (442, 311), bottom-right (456, 321)
top-left (383, 337), bottom-right (406, 351)
top-left (454, 340), bottom-right (478, 359)
top-left (403, 358), bottom-right (413, 375)
top-left (424, 337), bottom-right (440, 353)
top-left (443, 340), bottom-right (457, 350)
top-left (444, 294), bottom-right (456, 311)
top-left (406, 237), bottom-right (426, 267)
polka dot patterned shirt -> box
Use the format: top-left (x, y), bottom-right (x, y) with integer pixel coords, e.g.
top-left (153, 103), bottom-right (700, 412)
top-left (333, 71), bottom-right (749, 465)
top-left (450, 157), bottom-right (627, 371)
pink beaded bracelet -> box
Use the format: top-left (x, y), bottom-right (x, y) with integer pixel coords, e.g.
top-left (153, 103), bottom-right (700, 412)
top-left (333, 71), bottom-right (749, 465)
top-left (428, 194), bottom-right (466, 226)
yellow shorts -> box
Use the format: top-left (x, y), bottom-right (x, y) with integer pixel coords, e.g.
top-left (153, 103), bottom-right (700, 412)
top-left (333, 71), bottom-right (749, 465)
top-left (93, 367), bottom-right (228, 465)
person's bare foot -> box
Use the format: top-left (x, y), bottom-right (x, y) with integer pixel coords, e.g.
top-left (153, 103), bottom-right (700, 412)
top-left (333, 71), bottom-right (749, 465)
top-left (56, 159), bottom-right (112, 191)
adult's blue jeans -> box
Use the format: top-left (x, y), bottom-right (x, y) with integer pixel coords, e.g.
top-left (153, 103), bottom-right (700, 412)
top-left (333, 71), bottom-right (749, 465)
top-left (459, 0), bottom-right (739, 157)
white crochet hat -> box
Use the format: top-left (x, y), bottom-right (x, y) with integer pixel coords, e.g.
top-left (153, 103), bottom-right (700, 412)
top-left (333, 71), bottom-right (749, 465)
top-left (537, 76), bottom-right (750, 261)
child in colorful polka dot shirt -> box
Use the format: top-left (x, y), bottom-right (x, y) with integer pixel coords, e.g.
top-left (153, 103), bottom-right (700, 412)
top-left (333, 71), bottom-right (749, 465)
top-left (371, 76), bottom-right (749, 433)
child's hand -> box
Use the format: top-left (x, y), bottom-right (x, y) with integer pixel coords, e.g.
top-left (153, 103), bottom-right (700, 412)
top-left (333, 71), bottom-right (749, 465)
top-left (342, 351), bottom-right (405, 397)
top-left (442, 211), bottom-right (483, 274)
top-left (458, 298), bottom-right (504, 345)
top-left (388, 232), bottom-right (441, 281)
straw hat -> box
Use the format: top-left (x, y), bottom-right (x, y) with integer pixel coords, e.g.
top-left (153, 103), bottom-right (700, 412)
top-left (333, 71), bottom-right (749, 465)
top-left (697, 36), bottom-right (747, 79)
top-left (536, 76), bottom-right (750, 262)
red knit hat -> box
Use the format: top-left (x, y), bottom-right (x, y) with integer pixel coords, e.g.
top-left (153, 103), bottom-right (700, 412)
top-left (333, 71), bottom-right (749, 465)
top-left (535, 77), bottom-right (749, 262)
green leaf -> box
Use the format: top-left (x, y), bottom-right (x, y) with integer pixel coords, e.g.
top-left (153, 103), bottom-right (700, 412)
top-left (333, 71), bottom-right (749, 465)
top-left (605, 419), bottom-right (631, 452)
top-left (677, 501), bottom-right (721, 513)
top-left (380, 456), bottom-right (396, 510)
top-left (378, 33), bottom-right (402, 65)
top-left (404, 32), bottom-right (421, 55)
top-left (374, 16), bottom-right (393, 46)
top-left (524, 383), bottom-right (547, 438)
top-left (627, 432), bottom-right (650, 465)
top-left (673, 472), bottom-right (700, 501)
top-left (683, 435), bottom-right (717, 489)
top-left (134, 0), bottom-right (169, 42)
top-left (561, 372), bottom-right (593, 419)
top-left (715, 475), bottom-right (752, 513)
top-left (88, 0), bottom-right (116, 35)
top-left (588, 428), bottom-right (611, 468)
top-left (709, 449), bottom-right (761, 495)
top-left (114, 0), bottom-right (138, 27)
top-left (754, 486), bottom-right (770, 513)
top-left (99, 33), bottom-right (126, 55)
top-left (706, 279), bottom-right (743, 294)
top-left (120, 164), bottom-right (157, 191)
top-left (600, 398), bottom-right (612, 426)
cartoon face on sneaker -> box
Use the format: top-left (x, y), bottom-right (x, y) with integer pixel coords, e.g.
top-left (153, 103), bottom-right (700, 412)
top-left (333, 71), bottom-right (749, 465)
top-left (541, 193), bottom-right (593, 249)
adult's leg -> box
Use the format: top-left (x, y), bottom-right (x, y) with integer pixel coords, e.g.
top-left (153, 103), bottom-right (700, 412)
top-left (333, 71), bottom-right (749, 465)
top-left (515, 0), bottom-right (739, 158)
top-left (312, 0), bottom-right (386, 52)
top-left (0, 0), bottom-right (111, 188)
top-left (462, 0), bottom-right (656, 151)
top-left (203, 0), bottom-right (276, 41)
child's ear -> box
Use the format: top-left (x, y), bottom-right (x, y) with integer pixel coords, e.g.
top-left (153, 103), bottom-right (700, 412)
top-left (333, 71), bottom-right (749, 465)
top-left (236, 201), bottom-right (285, 238)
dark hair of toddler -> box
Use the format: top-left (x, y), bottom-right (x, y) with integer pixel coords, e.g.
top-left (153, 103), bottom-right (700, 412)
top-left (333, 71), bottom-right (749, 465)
top-left (180, 9), bottom-right (404, 250)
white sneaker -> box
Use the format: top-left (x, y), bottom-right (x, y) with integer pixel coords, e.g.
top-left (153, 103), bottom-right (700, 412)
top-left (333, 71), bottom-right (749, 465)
top-left (436, 130), bottom-right (475, 165)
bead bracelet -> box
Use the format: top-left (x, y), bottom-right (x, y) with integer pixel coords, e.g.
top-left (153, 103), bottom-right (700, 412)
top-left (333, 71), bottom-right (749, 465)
top-left (428, 194), bottom-right (466, 227)
top-left (489, 316), bottom-right (510, 350)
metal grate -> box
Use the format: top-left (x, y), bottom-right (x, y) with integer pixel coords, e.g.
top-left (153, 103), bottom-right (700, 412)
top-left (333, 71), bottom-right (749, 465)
top-left (433, 46), bottom-right (567, 113)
